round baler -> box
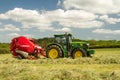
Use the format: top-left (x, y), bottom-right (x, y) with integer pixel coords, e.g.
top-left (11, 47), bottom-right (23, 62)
top-left (10, 36), bottom-right (45, 59)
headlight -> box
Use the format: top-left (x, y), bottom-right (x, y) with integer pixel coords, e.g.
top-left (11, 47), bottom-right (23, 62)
top-left (83, 44), bottom-right (89, 48)
top-left (86, 43), bottom-right (90, 46)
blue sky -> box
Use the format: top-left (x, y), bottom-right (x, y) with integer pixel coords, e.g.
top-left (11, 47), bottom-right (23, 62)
top-left (0, 0), bottom-right (120, 42)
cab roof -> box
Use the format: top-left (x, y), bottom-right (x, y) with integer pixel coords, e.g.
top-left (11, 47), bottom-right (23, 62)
top-left (54, 33), bottom-right (72, 37)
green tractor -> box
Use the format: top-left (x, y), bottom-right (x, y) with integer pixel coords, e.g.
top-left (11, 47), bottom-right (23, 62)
top-left (46, 33), bottom-right (94, 59)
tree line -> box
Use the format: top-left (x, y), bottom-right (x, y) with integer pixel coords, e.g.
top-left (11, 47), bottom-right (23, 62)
top-left (0, 38), bottom-right (120, 54)
top-left (35, 37), bottom-right (120, 49)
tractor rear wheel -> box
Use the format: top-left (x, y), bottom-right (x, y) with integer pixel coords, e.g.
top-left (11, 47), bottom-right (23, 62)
top-left (46, 45), bottom-right (62, 59)
top-left (72, 48), bottom-right (87, 59)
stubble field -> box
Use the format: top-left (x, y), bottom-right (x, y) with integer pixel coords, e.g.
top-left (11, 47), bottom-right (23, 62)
top-left (0, 48), bottom-right (120, 80)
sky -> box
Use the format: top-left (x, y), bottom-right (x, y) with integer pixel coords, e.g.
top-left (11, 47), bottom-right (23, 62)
top-left (0, 0), bottom-right (120, 42)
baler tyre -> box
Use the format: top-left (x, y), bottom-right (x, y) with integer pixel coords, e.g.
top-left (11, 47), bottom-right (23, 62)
top-left (72, 48), bottom-right (87, 59)
top-left (16, 53), bottom-right (25, 59)
top-left (46, 45), bottom-right (62, 59)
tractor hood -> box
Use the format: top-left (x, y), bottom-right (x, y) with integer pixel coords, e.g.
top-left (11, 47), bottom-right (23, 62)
top-left (71, 42), bottom-right (89, 48)
top-left (71, 42), bottom-right (88, 44)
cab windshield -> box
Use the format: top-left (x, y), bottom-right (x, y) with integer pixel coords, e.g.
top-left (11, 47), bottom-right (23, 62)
top-left (54, 36), bottom-right (72, 44)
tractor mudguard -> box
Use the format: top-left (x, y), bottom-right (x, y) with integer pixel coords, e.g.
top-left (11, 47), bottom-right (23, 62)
top-left (87, 49), bottom-right (95, 54)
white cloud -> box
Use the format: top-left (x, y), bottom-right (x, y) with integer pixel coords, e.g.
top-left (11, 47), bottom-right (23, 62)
top-left (0, 8), bottom-right (53, 30)
top-left (0, 14), bottom-right (9, 19)
top-left (63, 0), bottom-right (120, 14)
top-left (8, 33), bottom-right (20, 37)
top-left (99, 15), bottom-right (120, 24)
top-left (46, 9), bottom-right (102, 28)
top-left (57, 0), bottom-right (62, 6)
top-left (46, 9), bottom-right (98, 21)
top-left (0, 8), bottom-right (102, 31)
top-left (0, 24), bottom-right (20, 32)
top-left (92, 29), bottom-right (120, 34)
top-left (54, 27), bottom-right (71, 32)
top-left (6, 8), bottom-right (40, 22)
top-left (59, 20), bottom-right (103, 28)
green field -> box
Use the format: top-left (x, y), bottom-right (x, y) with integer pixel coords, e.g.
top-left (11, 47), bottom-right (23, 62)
top-left (0, 48), bottom-right (120, 80)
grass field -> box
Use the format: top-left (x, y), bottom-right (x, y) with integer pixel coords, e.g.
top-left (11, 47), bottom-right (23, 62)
top-left (0, 48), bottom-right (120, 80)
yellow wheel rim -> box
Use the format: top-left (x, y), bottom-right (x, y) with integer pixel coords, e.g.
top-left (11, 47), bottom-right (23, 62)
top-left (49, 49), bottom-right (58, 59)
top-left (74, 51), bottom-right (83, 58)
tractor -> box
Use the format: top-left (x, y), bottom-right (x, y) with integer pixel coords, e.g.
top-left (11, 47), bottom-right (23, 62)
top-left (46, 33), bottom-right (94, 59)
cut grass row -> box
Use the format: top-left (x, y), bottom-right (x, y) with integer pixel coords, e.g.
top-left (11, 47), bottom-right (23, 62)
top-left (0, 48), bottom-right (120, 80)
top-left (0, 63), bottom-right (120, 80)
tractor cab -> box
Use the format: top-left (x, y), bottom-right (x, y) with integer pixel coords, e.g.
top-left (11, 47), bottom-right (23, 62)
top-left (54, 33), bottom-right (72, 44)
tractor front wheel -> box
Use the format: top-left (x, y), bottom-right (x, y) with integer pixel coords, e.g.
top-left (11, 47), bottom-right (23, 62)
top-left (72, 48), bottom-right (87, 59)
top-left (46, 45), bottom-right (62, 59)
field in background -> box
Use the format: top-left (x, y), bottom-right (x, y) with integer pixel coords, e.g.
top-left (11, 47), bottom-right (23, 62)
top-left (0, 48), bottom-right (120, 80)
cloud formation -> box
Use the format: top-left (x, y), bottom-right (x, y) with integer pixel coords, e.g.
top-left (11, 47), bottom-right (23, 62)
top-left (0, 8), bottom-right (103, 31)
top-left (0, 0), bottom-right (120, 42)
top-left (0, 24), bottom-right (20, 32)
top-left (92, 29), bottom-right (120, 34)
top-left (99, 15), bottom-right (120, 24)
top-left (8, 33), bottom-right (20, 37)
top-left (63, 0), bottom-right (120, 14)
